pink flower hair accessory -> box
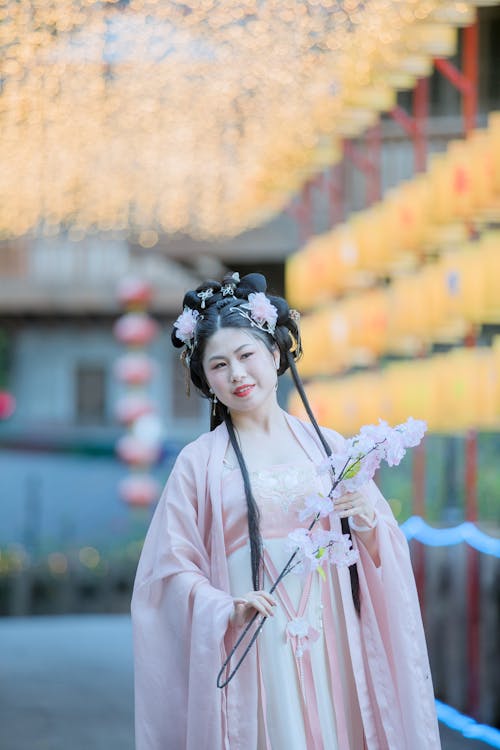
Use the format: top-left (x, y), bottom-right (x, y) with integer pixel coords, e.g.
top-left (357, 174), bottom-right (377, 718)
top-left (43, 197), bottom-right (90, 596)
top-left (233, 291), bottom-right (278, 335)
top-left (173, 307), bottom-right (200, 347)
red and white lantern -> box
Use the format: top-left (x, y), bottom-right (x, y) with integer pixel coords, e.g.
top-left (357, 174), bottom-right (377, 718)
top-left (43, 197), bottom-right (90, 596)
top-left (0, 391), bottom-right (15, 420)
top-left (118, 474), bottom-right (161, 508)
top-left (113, 313), bottom-right (159, 347)
top-left (113, 278), bottom-right (162, 509)
top-left (114, 353), bottom-right (156, 386)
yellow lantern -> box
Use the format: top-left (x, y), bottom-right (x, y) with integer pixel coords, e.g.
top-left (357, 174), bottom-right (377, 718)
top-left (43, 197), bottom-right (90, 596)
top-left (387, 274), bottom-right (430, 352)
top-left (415, 24), bottom-right (458, 57)
top-left (285, 250), bottom-right (312, 311)
top-left (474, 348), bottom-right (499, 429)
top-left (348, 288), bottom-right (389, 359)
top-left (297, 311), bottom-right (332, 379)
top-left (492, 336), bottom-right (500, 420)
top-left (468, 129), bottom-right (495, 216)
top-left (384, 70), bottom-right (417, 91)
top-left (431, 3), bottom-right (476, 27)
top-left (443, 349), bottom-right (479, 431)
top-left (335, 107), bottom-right (378, 138)
top-left (306, 236), bottom-right (339, 306)
top-left (399, 55), bottom-right (433, 78)
top-left (480, 232), bottom-right (500, 323)
top-left (427, 153), bottom-right (454, 226)
top-left (436, 247), bottom-right (484, 329)
top-left (447, 140), bottom-right (475, 220)
top-left (348, 83), bottom-right (396, 114)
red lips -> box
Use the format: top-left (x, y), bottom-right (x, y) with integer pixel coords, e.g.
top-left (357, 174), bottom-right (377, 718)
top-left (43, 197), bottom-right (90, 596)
top-left (232, 384), bottom-right (255, 397)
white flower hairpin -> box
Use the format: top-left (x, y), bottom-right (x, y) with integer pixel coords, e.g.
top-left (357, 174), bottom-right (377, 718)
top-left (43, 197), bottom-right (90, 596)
top-left (221, 272), bottom-right (240, 297)
top-left (197, 288), bottom-right (213, 309)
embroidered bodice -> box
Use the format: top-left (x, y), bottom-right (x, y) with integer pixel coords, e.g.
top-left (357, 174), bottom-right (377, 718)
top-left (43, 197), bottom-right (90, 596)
top-left (222, 460), bottom-right (325, 556)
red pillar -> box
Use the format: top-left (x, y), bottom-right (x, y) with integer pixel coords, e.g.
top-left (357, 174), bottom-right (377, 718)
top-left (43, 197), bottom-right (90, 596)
top-left (413, 78), bottom-right (429, 173)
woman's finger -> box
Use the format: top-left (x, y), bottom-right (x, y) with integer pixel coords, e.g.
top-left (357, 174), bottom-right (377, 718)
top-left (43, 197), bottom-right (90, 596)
top-left (255, 590), bottom-right (277, 607)
top-left (334, 492), bottom-right (366, 514)
top-left (240, 590), bottom-right (276, 607)
top-left (247, 596), bottom-right (275, 618)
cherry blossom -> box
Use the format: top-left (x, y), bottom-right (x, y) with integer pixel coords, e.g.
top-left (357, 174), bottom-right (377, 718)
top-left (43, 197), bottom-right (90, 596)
top-left (246, 292), bottom-right (278, 332)
top-left (288, 417), bottom-right (427, 579)
top-left (173, 307), bottom-right (200, 345)
top-left (298, 493), bottom-right (334, 521)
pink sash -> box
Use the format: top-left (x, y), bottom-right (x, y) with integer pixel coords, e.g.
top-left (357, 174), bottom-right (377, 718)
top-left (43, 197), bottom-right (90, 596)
top-left (262, 552), bottom-right (324, 750)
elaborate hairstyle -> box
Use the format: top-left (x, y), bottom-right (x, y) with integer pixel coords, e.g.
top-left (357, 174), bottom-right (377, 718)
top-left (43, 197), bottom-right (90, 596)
top-left (171, 271), bottom-right (360, 613)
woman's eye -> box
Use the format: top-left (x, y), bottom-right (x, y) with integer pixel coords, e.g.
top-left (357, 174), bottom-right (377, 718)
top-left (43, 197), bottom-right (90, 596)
top-left (213, 362), bottom-right (226, 369)
top-left (241, 352), bottom-right (253, 359)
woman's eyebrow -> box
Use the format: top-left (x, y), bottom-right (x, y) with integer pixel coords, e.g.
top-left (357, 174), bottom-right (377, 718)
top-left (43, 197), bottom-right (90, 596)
top-left (208, 344), bottom-right (252, 362)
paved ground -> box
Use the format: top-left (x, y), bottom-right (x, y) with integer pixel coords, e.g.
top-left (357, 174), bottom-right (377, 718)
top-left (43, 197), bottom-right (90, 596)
top-left (0, 615), bottom-right (492, 749)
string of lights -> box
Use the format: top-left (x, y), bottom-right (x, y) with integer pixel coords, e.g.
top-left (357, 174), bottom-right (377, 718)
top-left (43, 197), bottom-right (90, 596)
top-left (0, 0), bottom-right (475, 240)
top-left (401, 515), bottom-right (500, 557)
top-left (436, 700), bottom-right (500, 748)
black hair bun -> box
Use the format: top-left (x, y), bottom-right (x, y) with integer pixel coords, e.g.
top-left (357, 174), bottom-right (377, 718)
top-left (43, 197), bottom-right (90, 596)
top-left (182, 280), bottom-right (222, 312)
top-left (235, 273), bottom-right (267, 298)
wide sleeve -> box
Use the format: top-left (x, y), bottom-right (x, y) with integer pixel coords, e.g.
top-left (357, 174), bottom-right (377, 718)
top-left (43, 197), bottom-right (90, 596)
top-left (131, 441), bottom-right (235, 750)
top-left (353, 479), bottom-right (442, 749)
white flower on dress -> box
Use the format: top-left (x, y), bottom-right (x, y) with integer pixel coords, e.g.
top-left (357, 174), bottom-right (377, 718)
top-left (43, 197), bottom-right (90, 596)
top-left (286, 617), bottom-right (310, 638)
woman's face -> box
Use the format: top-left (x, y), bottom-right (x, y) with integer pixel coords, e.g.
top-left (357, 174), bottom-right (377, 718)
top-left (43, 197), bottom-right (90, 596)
top-left (202, 327), bottom-right (279, 415)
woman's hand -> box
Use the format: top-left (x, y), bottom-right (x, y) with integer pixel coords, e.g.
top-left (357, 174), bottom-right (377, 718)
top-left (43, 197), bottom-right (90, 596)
top-left (230, 590), bottom-right (277, 628)
top-left (334, 489), bottom-right (376, 527)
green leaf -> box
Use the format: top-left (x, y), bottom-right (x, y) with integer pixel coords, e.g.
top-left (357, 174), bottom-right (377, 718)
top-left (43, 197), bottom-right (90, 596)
top-left (344, 456), bottom-right (362, 479)
top-left (315, 547), bottom-right (325, 559)
top-left (317, 566), bottom-right (326, 581)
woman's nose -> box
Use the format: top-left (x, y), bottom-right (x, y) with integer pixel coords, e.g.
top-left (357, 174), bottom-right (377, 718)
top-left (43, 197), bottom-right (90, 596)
top-left (230, 361), bottom-right (245, 381)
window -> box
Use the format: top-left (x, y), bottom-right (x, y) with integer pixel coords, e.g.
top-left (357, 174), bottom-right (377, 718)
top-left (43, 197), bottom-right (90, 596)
top-left (76, 365), bottom-right (106, 424)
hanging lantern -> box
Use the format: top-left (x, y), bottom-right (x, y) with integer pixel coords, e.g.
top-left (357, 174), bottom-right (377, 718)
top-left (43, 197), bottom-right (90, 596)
top-left (115, 394), bottom-right (156, 426)
top-left (119, 474), bottom-right (161, 509)
top-left (398, 55), bottom-right (433, 78)
top-left (446, 140), bottom-right (474, 220)
top-left (431, 3), bottom-right (476, 27)
top-left (116, 435), bottom-right (161, 468)
top-left (117, 278), bottom-right (153, 309)
top-left (114, 353), bottom-right (156, 385)
top-left (335, 108), bottom-right (378, 138)
top-left (113, 313), bottom-right (159, 347)
top-left (415, 24), bottom-right (457, 57)
top-left (468, 129), bottom-right (495, 215)
top-left (428, 153), bottom-right (454, 226)
top-left (349, 83), bottom-right (396, 114)
top-left (480, 232), bottom-right (500, 323)
top-left (474, 348), bottom-right (498, 429)
top-left (0, 391), bottom-right (15, 420)
top-left (113, 276), bottom-right (161, 510)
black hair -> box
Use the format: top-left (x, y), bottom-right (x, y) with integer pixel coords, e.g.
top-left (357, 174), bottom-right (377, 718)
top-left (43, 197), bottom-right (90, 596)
top-left (171, 272), bottom-right (360, 613)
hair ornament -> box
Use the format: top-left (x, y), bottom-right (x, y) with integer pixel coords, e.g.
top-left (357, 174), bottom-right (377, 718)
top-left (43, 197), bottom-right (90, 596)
top-left (173, 307), bottom-right (200, 347)
top-left (197, 288), bottom-right (214, 309)
top-left (221, 271), bottom-right (240, 297)
top-left (233, 291), bottom-right (278, 335)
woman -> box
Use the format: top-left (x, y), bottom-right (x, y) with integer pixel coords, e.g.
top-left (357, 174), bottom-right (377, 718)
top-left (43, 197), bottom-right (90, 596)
top-left (131, 272), bottom-right (441, 750)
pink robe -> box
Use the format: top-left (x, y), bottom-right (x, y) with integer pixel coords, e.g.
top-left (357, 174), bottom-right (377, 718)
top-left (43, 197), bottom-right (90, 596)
top-left (131, 413), bottom-right (441, 749)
